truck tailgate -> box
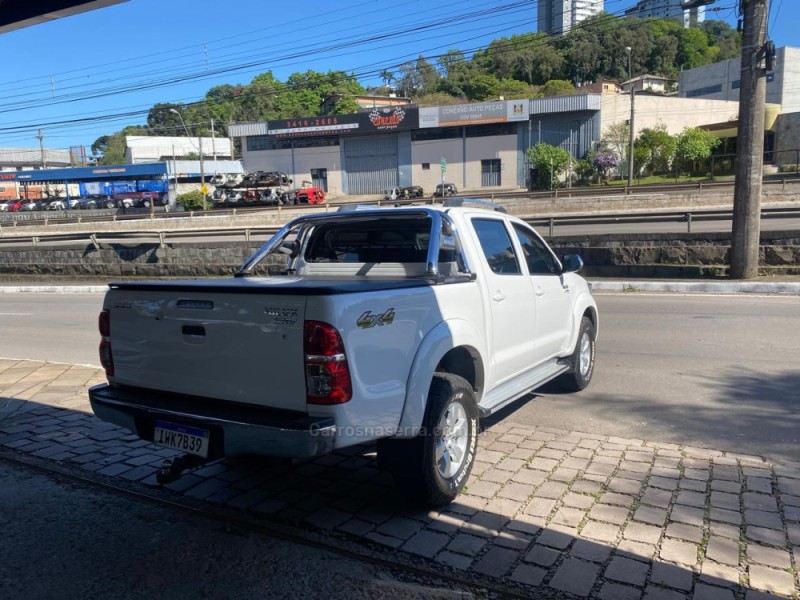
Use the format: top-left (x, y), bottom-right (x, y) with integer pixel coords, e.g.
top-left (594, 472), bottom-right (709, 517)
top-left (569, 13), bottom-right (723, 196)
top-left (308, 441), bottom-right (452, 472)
top-left (107, 288), bottom-right (307, 413)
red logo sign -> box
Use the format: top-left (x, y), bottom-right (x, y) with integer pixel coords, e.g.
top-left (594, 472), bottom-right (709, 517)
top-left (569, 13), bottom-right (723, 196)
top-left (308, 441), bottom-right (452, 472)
top-left (369, 107), bottom-right (406, 130)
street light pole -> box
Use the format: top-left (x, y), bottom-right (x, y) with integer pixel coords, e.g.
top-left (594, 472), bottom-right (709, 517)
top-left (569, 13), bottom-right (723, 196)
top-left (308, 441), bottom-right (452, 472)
top-left (170, 108), bottom-right (206, 210)
top-left (626, 47), bottom-right (635, 187)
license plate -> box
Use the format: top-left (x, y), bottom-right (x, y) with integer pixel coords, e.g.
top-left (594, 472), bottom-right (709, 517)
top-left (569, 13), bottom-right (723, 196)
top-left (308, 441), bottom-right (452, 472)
top-left (153, 421), bottom-right (210, 458)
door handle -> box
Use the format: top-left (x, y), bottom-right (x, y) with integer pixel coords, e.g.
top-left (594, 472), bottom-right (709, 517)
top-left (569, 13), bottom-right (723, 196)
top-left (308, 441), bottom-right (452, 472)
top-left (492, 291), bottom-right (506, 302)
top-left (535, 287), bottom-right (545, 297)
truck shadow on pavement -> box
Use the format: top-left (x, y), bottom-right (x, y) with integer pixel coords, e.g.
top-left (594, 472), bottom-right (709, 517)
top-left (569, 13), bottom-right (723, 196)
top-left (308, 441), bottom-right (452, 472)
top-left (1, 377), bottom-right (797, 599)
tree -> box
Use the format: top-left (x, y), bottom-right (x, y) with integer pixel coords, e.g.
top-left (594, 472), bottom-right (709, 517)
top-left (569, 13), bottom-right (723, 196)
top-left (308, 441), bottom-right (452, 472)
top-left (526, 143), bottom-right (571, 190)
top-left (379, 69), bottom-right (395, 89)
top-left (592, 153), bottom-right (619, 184)
top-left (601, 121), bottom-right (630, 163)
top-left (636, 124), bottom-right (676, 175)
top-left (539, 80), bottom-right (576, 97)
top-left (674, 127), bottom-right (720, 175)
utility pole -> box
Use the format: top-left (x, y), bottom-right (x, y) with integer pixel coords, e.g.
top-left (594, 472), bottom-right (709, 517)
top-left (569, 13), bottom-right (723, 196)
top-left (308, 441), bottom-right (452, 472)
top-left (626, 46), bottom-right (635, 187)
top-left (730, 0), bottom-right (770, 279)
top-left (37, 129), bottom-right (47, 168)
top-left (199, 136), bottom-right (206, 211)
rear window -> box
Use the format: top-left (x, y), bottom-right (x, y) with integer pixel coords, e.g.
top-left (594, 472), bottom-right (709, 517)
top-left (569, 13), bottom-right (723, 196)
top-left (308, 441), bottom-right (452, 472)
top-left (304, 217), bottom-right (431, 264)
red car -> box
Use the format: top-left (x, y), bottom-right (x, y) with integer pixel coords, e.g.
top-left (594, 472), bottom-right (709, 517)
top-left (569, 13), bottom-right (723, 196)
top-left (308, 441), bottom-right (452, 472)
top-left (2, 199), bottom-right (24, 212)
top-left (294, 187), bottom-right (326, 205)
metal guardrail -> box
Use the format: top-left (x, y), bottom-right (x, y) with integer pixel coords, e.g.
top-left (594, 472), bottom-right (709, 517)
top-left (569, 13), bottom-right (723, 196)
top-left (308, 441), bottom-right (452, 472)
top-left (1, 206), bottom-right (798, 248)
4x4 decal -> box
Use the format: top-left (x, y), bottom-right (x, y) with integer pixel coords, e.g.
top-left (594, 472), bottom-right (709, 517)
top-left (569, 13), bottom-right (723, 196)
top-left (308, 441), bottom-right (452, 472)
top-left (357, 308), bottom-right (395, 329)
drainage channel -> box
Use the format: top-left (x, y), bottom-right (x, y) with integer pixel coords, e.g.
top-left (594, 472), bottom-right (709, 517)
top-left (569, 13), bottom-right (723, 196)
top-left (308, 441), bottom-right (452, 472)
top-left (0, 449), bottom-right (548, 600)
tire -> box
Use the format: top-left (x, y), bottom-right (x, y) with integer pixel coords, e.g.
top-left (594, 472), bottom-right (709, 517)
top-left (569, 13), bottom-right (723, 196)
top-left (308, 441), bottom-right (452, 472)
top-left (556, 316), bottom-right (596, 392)
top-left (379, 373), bottom-right (478, 506)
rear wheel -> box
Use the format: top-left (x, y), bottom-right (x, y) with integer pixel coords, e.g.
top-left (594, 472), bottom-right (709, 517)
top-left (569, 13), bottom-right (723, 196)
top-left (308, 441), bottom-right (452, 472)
top-left (378, 373), bottom-right (478, 506)
top-left (556, 316), bottom-right (596, 392)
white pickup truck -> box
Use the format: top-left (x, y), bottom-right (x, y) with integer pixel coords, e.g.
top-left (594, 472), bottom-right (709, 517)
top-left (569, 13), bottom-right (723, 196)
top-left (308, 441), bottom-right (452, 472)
top-left (89, 201), bottom-right (598, 505)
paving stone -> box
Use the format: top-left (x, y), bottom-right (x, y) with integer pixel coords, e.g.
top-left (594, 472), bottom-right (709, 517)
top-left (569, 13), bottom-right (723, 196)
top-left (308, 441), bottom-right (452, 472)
top-left (563, 492), bottom-right (596, 509)
top-left (699, 560), bottom-right (740, 588)
top-left (634, 506), bottom-right (668, 526)
top-left (665, 522), bottom-right (704, 544)
top-left (642, 487), bottom-right (674, 508)
top-left (336, 518), bottom-right (375, 537)
top-left (602, 492), bottom-right (637, 508)
top-left (570, 538), bottom-right (612, 563)
top-left (552, 507), bottom-right (586, 528)
top-left (708, 507), bottom-right (742, 525)
top-left (464, 512), bottom-right (508, 538)
top-left (590, 504), bottom-right (629, 525)
top-left (790, 523), bottom-right (800, 545)
top-left (467, 480), bottom-right (501, 499)
top-left (742, 492), bottom-right (778, 512)
top-left (705, 536), bottom-right (740, 566)
top-left (376, 516), bottom-right (424, 540)
top-left (616, 539), bottom-right (656, 561)
top-left (746, 526), bottom-right (786, 547)
top-left (643, 585), bottom-right (688, 600)
top-left (650, 476), bottom-right (680, 491)
top-left (587, 461), bottom-right (618, 476)
top-left (497, 481), bottom-right (535, 502)
top-left (675, 490), bottom-right (707, 508)
top-left (649, 561), bottom-right (693, 591)
top-left (660, 538), bottom-right (698, 566)
top-left (537, 481), bottom-right (569, 499)
top-left (447, 534), bottom-right (488, 557)
top-left (609, 477), bottom-right (645, 495)
top-left (524, 544), bottom-right (560, 566)
top-left (624, 521), bottom-right (663, 545)
top-left (711, 466), bottom-right (740, 482)
top-left (710, 480), bottom-right (741, 494)
top-left (537, 525), bottom-right (576, 550)
top-left (580, 520), bottom-right (619, 543)
top-left (708, 522), bottom-right (740, 540)
top-left (494, 529), bottom-right (533, 550)
top-left (746, 543), bottom-right (792, 569)
top-left (684, 468), bottom-right (710, 481)
top-left (604, 556), bottom-right (650, 586)
top-left (746, 477), bottom-right (772, 494)
top-left (488, 441), bottom-right (517, 454)
top-left (401, 530), bottom-right (450, 558)
top-left (561, 457), bottom-right (591, 471)
top-left (479, 468), bottom-right (515, 484)
top-left (743, 509), bottom-right (783, 530)
top-left (571, 479), bottom-right (604, 495)
top-left (598, 582), bottom-right (642, 600)
top-left (472, 546), bottom-right (519, 578)
top-left (538, 448), bottom-right (567, 461)
top-left (748, 564), bottom-right (798, 597)
top-left (511, 469), bottom-right (547, 486)
top-left (671, 506), bottom-right (705, 527)
top-left (484, 497), bottom-right (523, 519)
top-left (434, 551), bottom-right (472, 571)
top-left (509, 564), bottom-right (546, 587)
top-left (595, 454), bottom-right (623, 465)
top-left (710, 491), bottom-right (740, 511)
top-left (548, 558), bottom-right (600, 597)
top-left (551, 467), bottom-right (581, 483)
top-left (528, 457), bottom-right (559, 472)
top-left (506, 514), bottom-right (543, 536)
top-left (692, 583), bottom-right (735, 600)
top-left (525, 497), bottom-right (557, 517)
top-left (678, 478), bottom-right (706, 492)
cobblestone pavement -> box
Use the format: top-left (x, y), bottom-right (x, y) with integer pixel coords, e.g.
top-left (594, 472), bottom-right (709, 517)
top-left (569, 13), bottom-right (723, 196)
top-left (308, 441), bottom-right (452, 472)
top-left (1, 359), bottom-right (798, 599)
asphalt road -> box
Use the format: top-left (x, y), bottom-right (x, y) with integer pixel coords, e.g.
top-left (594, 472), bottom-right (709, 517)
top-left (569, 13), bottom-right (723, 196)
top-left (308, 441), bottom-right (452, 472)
top-left (0, 291), bottom-right (797, 463)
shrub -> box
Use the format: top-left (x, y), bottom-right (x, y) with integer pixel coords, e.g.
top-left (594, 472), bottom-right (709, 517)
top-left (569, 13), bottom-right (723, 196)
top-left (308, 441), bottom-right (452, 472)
top-left (176, 190), bottom-right (206, 211)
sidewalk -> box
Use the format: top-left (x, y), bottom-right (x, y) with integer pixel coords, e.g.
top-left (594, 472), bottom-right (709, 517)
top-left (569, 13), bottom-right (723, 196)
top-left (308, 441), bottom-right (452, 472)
top-left (1, 359), bottom-right (798, 599)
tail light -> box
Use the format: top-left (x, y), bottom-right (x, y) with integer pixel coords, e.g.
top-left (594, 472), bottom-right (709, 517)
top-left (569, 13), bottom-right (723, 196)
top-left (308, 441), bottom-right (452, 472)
top-left (98, 309), bottom-right (114, 376)
top-left (304, 320), bottom-right (352, 405)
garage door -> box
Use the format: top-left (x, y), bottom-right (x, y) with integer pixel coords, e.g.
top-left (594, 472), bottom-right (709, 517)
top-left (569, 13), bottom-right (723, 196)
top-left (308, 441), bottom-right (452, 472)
top-left (344, 136), bottom-right (398, 195)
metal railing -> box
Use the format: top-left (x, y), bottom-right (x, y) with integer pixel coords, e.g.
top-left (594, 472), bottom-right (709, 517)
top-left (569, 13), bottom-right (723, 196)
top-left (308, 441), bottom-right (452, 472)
top-left (1, 206), bottom-right (798, 248)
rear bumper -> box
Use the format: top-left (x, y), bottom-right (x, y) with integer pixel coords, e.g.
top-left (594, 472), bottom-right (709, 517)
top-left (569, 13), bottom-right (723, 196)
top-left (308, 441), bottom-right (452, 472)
top-left (88, 384), bottom-right (336, 459)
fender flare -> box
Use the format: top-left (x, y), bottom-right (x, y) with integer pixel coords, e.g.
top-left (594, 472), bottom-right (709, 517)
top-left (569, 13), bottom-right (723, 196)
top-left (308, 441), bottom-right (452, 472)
top-left (395, 318), bottom-right (486, 437)
top-left (564, 290), bottom-right (599, 354)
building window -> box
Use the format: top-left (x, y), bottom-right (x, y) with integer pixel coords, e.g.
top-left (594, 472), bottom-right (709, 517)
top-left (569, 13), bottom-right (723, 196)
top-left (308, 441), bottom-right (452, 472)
top-left (422, 163), bottom-right (430, 170)
top-left (411, 128), bottom-right (462, 142)
top-left (481, 159), bottom-right (501, 187)
top-left (466, 123), bottom-right (518, 138)
top-left (685, 84), bottom-right (723, 98)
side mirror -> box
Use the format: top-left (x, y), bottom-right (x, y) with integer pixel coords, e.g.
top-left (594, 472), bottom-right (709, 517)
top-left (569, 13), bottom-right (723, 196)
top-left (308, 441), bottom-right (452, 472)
top-left (561, 254), bottom-right (584, 274)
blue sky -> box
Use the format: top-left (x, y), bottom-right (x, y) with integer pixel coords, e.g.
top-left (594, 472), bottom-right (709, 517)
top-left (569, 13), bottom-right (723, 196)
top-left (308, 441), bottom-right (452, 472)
top-left (0, 0), bottom-right (793, 154)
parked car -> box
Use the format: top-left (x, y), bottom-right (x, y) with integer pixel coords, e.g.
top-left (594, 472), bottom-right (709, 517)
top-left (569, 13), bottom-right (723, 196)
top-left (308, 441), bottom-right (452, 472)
top-left (48, 198), bottom-right (80, 210)
top-left (433, 183), bottom-right (458, 197)
top-left (76, 196), bottom-right (102, 210)
top-left (0, 200), bottom-right (10, 211)
top-left (3, 199), bottom-right (24, 212)
top-left (21, 199), bottom-right (48, 211)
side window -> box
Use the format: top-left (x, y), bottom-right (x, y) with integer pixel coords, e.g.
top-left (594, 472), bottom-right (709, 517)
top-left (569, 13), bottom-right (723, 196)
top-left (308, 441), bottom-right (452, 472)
top-left (513, 224), bottom-right (559, 275)
top-left (472, 219), bottom-right (521, 275)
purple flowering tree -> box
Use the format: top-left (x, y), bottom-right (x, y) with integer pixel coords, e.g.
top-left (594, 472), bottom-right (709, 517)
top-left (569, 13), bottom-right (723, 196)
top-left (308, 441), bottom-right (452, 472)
top-left (592, 153), bottom-right (619, 184)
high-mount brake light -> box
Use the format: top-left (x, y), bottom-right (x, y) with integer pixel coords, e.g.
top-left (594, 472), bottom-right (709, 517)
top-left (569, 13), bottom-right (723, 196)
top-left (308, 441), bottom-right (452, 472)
top-left (98, 309), bottom-right (114, 376)
top-left (304, 320), bottom-right (352, 405)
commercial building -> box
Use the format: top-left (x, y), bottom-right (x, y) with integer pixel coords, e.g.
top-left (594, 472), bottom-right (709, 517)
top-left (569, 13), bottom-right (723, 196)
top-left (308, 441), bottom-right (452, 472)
top-left (125, 135), bottom-right (232, 164)
top-left (229, 94), bottom-right (759, 195)
top-left (624, 0), bottom-right (705, 26)
top-left (537, 0), bottom-right (604, 36)
top-left (679, 47), bottom-right (800, 113)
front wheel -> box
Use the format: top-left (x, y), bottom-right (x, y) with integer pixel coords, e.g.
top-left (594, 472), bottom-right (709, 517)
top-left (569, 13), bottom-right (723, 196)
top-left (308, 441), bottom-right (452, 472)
top-left (379, 373), bottom-right (478, 506)
top-left (556, 316), bottom-right (596, 392)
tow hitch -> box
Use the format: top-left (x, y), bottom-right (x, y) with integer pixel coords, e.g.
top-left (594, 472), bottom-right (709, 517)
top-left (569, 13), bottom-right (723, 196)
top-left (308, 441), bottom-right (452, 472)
top-left (156, 454), bottom-right (209, 485)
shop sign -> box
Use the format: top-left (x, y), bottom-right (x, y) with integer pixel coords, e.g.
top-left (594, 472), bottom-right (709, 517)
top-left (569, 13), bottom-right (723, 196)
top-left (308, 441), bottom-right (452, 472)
top-left (419, 100), bottom-right (529, 128)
